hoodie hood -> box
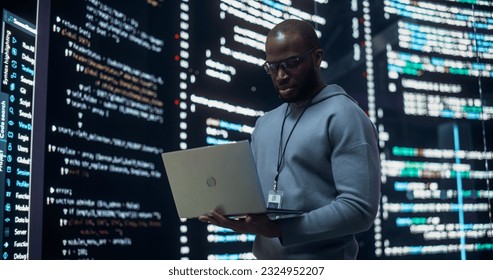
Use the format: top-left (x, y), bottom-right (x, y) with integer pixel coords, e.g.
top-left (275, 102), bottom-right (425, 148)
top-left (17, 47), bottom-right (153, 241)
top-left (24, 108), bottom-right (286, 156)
top-left (289, 84), bottom-right (358, 110)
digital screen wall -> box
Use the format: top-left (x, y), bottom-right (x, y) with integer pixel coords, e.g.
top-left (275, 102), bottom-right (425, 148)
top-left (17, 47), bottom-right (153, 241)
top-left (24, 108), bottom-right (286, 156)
top-left (0, 0), bottom-right (491, 260)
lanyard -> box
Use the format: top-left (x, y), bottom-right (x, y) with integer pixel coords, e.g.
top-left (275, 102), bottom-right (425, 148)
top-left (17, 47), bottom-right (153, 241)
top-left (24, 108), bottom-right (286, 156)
top-left (274, 101), bottom-right (313, 192)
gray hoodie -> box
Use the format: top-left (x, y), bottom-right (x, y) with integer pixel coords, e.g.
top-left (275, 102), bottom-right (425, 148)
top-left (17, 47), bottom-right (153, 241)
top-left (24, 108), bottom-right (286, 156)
top-left (251, 84), bottom-right (381, 259)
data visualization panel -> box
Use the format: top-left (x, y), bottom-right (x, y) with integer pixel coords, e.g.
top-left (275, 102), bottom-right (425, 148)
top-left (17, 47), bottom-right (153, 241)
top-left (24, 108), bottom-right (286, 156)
top-left (0, 8), bottom-right (36, 261)
top-left (334, 0), bottom-right (493, 259)
top-left (32, 0), bottom-right (181, 259)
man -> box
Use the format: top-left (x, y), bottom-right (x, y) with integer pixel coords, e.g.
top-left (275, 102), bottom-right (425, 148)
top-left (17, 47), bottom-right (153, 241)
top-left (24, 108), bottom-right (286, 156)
top-left (199, 19), bottom-right (380, 259)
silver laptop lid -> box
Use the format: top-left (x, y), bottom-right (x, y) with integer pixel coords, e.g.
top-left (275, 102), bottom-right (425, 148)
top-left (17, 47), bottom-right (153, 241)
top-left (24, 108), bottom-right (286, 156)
top-left (161, 140), bottom-right (268, 218)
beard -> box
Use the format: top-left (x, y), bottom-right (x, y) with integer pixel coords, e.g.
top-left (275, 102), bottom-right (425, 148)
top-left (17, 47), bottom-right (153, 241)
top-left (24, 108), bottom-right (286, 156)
top-left (277, 88), bottom-right (300, 103)
top-left (277, 67), bottom-right (319, 104)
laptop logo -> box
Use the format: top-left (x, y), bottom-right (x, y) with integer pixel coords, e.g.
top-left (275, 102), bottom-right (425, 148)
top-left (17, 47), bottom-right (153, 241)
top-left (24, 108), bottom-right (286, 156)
top-left (206, 176), bottom-right (216, 187)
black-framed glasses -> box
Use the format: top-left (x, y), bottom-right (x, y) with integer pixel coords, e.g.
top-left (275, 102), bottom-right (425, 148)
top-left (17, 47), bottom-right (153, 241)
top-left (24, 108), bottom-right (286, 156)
top-left (262, 48), bottom-right (315, 75)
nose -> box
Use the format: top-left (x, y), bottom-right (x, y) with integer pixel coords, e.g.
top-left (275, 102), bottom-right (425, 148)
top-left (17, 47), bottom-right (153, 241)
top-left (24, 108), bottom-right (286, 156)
top-left (274, 66), bottom-right (289, 81)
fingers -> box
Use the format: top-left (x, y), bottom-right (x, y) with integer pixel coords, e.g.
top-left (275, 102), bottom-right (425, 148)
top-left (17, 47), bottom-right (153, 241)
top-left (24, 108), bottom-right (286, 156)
top-left (209, 210), bottom-right (228, 223)
top-left (244, 215), bottom-right (253, 223)
top-left (198, 211), bottom-right (273, 236)
top-left (198, 215), bottom-right (212, 223)
top-left (198, 210), bottom-right (226, 226)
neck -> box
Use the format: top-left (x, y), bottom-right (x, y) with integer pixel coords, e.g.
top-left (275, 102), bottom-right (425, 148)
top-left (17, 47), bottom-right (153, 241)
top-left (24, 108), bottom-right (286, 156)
top-left (292, 82), bottom-right (326, 106)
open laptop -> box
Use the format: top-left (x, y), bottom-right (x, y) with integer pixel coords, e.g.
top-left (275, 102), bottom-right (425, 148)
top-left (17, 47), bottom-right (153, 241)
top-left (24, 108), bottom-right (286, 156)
top-left (161, 140), bottom-right (304, 219)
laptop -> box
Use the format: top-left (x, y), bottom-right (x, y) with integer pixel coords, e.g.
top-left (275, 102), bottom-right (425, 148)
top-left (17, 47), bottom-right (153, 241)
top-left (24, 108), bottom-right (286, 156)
top-left (161, 140), bottom-right (304, 219)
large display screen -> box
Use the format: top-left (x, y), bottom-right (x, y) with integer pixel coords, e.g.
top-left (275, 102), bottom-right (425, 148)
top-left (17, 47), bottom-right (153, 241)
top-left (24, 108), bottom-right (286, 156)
top-left (0, 5), bottom-right (36, 260)
top-left (0, 0), bottom-right (491, 260)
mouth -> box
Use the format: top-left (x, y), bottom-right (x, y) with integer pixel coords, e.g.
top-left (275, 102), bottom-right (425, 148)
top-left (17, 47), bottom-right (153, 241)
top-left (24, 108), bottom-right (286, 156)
top-left (278, 86), bottom-right (295, 96)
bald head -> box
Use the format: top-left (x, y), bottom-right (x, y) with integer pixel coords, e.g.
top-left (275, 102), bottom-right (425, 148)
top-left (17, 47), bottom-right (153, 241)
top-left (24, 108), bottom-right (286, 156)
top-left (266, 19), bottom-right (320, 51)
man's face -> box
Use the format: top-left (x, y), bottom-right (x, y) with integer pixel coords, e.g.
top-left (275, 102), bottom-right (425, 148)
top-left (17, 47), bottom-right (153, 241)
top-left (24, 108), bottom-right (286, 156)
top-left (264, 33), bottom-right (319, 104)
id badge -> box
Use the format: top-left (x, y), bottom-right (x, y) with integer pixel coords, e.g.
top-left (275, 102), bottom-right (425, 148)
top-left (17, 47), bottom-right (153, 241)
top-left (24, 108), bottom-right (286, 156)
top-left (267, 190), bottom-right (283, 209)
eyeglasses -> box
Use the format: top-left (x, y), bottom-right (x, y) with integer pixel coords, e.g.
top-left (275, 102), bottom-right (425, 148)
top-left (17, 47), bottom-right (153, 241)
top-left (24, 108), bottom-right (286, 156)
top-left (262, 48), bottom-right (315, 75)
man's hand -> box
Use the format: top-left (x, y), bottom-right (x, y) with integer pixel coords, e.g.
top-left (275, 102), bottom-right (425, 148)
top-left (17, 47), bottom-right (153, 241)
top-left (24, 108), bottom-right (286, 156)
top-left (198, 210), bottom-right (282, 238)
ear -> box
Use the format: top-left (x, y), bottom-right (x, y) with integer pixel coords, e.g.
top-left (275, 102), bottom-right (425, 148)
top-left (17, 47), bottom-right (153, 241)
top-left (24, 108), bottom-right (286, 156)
top-left (313, 48), bottom-right (324, 67)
